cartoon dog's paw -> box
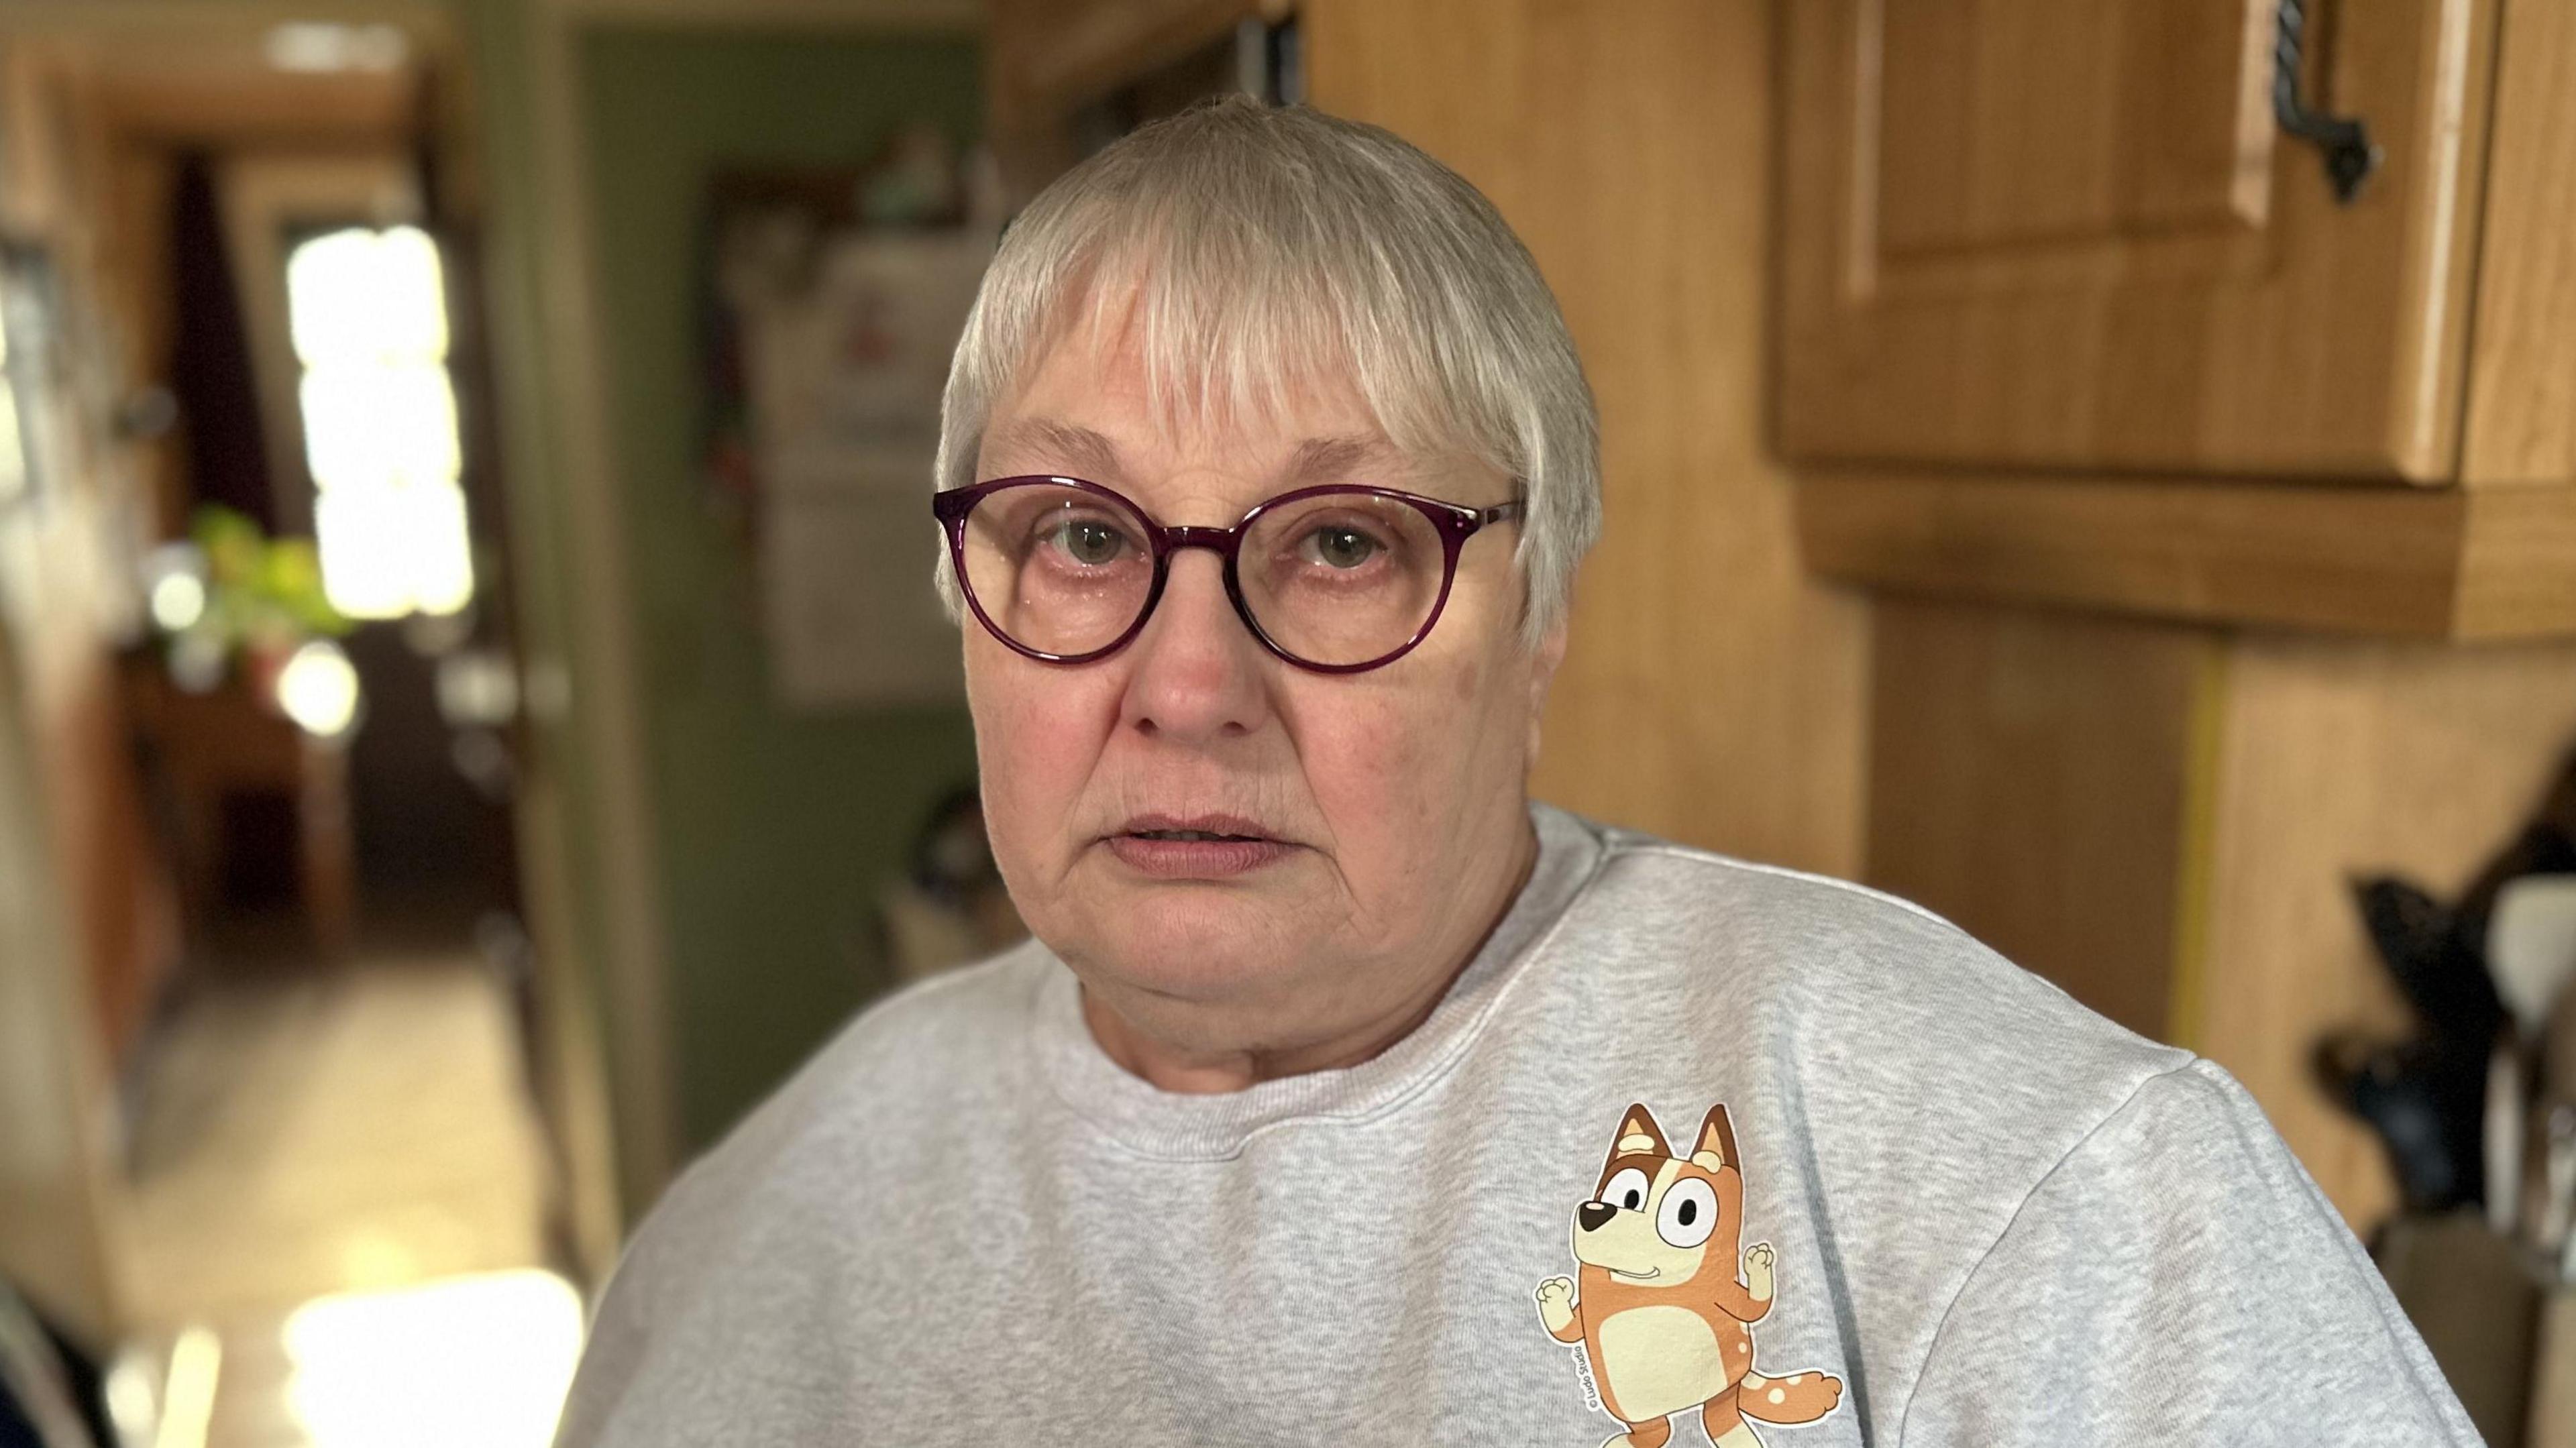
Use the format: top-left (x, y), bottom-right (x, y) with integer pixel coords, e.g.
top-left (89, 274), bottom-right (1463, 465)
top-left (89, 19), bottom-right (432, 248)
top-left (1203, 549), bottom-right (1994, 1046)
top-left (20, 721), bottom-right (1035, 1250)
top-left (1535, 1276), bottom-right (1576, 1332)
top-left (1743, 1242), bottom-right (1775, 1299)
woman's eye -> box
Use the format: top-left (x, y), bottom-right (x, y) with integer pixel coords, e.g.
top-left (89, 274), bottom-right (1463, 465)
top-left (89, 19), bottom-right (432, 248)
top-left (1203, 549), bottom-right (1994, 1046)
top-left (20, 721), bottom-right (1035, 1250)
top-left (1046, 520), bottom-right (1129, 565)
top-left (1301, 526), bottom-right (1382, 569)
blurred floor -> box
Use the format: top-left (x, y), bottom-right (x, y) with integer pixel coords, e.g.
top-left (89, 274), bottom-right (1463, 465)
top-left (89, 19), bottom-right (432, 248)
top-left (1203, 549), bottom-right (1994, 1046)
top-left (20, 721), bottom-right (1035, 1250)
top-left (113, 948), bottom-right (576, 1448)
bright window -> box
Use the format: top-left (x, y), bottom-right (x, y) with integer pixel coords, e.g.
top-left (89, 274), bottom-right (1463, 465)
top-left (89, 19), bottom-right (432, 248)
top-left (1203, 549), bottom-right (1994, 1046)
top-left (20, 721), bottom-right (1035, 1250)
top-left (286, 225), bottom-right (474, 618)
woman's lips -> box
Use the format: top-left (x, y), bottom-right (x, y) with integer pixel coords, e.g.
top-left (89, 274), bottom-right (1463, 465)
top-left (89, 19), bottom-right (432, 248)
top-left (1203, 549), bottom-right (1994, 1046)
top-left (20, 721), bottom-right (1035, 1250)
top-left (1104, 815), bottom-right (1295, 878)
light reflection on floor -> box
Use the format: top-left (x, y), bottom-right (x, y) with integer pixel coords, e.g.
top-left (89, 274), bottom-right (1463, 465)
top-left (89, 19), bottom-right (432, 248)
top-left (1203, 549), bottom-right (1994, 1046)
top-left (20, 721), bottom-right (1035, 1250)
top-left (281, 1271), bottom-right (584, 1448)
top-left (114, 953), bottom-right (574, 1447)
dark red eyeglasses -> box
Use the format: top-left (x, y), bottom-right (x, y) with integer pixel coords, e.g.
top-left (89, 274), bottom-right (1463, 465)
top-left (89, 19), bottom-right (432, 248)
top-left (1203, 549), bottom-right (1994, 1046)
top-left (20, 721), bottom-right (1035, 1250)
top-left (932, 474), bottom-right (1523, 674)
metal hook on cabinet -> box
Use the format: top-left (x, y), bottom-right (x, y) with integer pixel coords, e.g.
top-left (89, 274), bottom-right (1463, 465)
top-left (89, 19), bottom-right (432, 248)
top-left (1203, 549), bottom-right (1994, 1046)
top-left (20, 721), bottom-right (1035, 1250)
top-left (2274, 0), bottom-right (2381, 203)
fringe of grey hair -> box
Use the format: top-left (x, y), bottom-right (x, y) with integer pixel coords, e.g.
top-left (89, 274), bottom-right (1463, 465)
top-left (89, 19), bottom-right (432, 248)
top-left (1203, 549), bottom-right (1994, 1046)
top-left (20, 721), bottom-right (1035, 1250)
top-left (930, 95), bottom-right (1601, 649)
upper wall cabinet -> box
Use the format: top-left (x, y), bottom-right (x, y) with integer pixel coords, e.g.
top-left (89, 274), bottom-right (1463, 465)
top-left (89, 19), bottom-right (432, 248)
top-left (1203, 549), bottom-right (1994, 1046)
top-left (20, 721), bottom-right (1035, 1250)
top-left (1780, 0), bottom-right (2522, 482)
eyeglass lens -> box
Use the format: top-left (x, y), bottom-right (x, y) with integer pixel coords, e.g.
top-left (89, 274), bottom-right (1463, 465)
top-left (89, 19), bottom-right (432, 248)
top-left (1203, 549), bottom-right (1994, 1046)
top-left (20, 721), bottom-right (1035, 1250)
top-left (955, 482), bottom-right (1453, 667)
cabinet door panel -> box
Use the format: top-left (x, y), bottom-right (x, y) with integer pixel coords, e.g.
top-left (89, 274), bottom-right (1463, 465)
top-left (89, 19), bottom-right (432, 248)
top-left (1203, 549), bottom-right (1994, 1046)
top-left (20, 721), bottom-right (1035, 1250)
top-left (1781, 0), bottom-right (2497, 481)
top-left (1876, 0), bottom-right (2274, 257)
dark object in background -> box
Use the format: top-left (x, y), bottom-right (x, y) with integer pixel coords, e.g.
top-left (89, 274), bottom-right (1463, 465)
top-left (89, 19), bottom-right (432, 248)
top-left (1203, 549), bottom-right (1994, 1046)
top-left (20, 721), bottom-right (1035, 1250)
top-left (882, 787), bottom-right (1023, 984)
top-left (0, 1282), bottom-right (107, 1448)
top-left (2318, 746), bottom-right (2576, 1213)
top-left (167, 152), bottom-right (274, 532)
top-left (909, 785), bottom-right (1001, 907)
top-left (216, 789), bottom-right (303, 911)
top-left (2318, 878), bottom-right (2505, 1210)
top-left (2459, 747), bottom-right (2576, 922)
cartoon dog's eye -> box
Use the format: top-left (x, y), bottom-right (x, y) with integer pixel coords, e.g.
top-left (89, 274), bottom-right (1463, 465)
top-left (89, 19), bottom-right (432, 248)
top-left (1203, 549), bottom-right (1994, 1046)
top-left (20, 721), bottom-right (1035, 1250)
top-left (1601, 1167), bottom-right (1650, 1213)
top-left (1657, 1178), bottom-right (1717, 1249)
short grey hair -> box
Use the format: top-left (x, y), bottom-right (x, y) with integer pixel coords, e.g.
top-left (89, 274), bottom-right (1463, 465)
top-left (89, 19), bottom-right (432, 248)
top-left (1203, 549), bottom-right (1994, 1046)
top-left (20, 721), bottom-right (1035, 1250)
top-left (932, 96), bottom-right (1600, 647)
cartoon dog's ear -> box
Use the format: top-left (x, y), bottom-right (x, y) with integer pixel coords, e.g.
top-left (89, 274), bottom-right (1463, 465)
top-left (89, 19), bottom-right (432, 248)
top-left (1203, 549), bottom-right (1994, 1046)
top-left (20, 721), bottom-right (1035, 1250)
top-left (1604, 1103), bottom-right (1672, 1172)
top-left (1690, 1104), bottom-right (1739, 1173)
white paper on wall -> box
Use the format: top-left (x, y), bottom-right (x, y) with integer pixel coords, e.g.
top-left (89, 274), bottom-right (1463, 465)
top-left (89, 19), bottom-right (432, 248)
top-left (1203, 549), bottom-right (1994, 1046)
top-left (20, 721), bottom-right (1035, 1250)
top-left (756, 443), bottom-right (961, 709)
top-left (732, 225), bottom-right (989, 710)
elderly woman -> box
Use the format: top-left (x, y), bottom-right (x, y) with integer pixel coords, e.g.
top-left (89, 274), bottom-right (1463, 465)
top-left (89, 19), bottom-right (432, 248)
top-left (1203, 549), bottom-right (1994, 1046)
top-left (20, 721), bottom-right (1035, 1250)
top-left (557, 100), bottom-right (2471, 1446)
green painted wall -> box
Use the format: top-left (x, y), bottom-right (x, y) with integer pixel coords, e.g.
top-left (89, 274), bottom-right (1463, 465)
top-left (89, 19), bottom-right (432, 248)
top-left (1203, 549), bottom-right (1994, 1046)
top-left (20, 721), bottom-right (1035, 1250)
top-left (576, 28), bottom-right (983, 1154)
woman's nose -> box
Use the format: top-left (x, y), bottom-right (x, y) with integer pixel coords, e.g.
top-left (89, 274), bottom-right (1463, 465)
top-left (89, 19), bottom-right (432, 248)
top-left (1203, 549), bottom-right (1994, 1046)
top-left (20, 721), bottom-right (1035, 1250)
top-left (1116, 551), bottom-right (1271, 742)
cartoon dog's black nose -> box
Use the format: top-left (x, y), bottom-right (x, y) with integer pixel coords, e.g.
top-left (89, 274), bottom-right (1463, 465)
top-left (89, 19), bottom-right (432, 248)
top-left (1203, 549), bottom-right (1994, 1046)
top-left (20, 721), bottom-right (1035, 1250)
top-left (1578, 1201), bottom-right (1617, 1233)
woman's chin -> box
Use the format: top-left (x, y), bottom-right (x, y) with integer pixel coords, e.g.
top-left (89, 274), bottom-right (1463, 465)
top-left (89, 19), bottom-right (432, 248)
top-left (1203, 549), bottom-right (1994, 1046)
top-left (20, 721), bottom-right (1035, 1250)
top-left (1079, 913), bottom-right (1311, 1005)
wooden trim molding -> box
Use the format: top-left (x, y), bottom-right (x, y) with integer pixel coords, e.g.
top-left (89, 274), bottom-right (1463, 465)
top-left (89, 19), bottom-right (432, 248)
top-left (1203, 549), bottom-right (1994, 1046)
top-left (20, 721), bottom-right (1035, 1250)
top-left (1797, 471), bottom-right (2576, 640)
top-left (513, 0), bottom-right (680, 1217)
top-left (2459, 0), bottom-right (2576, 485)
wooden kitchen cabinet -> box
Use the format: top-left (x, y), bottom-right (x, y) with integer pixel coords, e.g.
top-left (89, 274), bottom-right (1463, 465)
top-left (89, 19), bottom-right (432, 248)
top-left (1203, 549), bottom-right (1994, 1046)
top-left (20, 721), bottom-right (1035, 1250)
top-left (1781, 0), bottom-right (2502, 481)
top-left (1785, 0), bottom-right (2576, 638)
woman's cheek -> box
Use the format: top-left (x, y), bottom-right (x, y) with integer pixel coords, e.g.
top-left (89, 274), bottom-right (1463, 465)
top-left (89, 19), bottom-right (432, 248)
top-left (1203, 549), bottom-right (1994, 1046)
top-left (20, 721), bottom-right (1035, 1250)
top-left (971, 672), bottom-right (1103, 883)
top-left (1302, 690), bottom-right (1438, 832)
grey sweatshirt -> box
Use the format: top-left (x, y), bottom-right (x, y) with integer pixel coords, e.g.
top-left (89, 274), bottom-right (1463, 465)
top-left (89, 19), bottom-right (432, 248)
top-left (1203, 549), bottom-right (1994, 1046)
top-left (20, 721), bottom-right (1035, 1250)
top-left (555, 803), bottom-right (2478, 1445)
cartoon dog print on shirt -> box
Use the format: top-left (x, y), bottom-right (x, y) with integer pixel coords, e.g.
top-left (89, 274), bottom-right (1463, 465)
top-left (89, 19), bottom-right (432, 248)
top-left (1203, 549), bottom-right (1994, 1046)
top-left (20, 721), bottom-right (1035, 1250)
top-left (1536, 1103), bottom-right (1843, 1448)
